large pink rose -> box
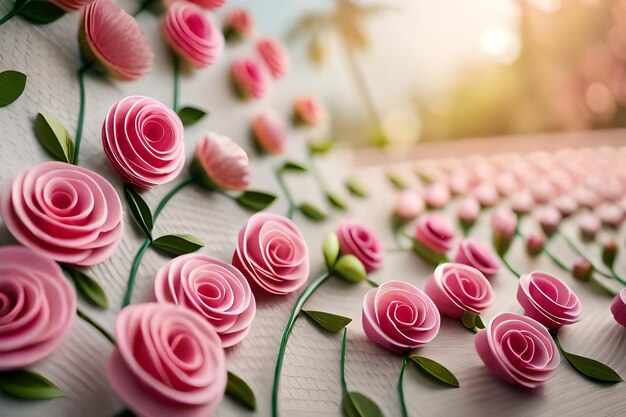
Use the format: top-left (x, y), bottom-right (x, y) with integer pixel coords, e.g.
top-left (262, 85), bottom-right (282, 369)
top-left (415, 215), bottom-right (455, 254)
top-left (475, 312), bottom-right (560, 388)
top-left (251, 111), bottom-right (287, 155)
top-left (362, 281), bottom-right (440, 353)
top-left (154, 254), bottom-right (256, 348)
top-left (232, 213), bottom-right (309, 295)
top-left (163, 2), bottom-right (224, 69)
top-left (425, 263), bottom-right (495, 319)
top-left (79, 0), bottom-right (153, 81)
top-left (102, 96), bottom-right (185, 188)
top-left (231, 58), bottom-right (268, 100)
top-left (611, 288), bottom-right (626, 327)
top-left (517, 271), bottom-right (582, 330)
top-left (0, 246), bottom-right (75, 370)
top-left (51, 0), bottom-right (94, 11)
top-left (109, 303), bottom-right (226, 417)
top-left (335, 222), bottom-right (383, 273)
top-left (1, 162), bottom-right (123, 266)
top-left (191, 132), bottom-right (250, 191)
top-left (256, 37), bottom-right (289, 78)
top-left (454, 240), bottom-right (499, 279)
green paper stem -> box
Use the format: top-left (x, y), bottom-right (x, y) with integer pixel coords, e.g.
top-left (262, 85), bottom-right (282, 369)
top-left (172, 53), bottom-right (180, 112)
top-left (398, 352), bottom-right (409, 417)
top-left (557, 231), bottom-right (620, 282)
top-left (272, 271), bottom-right (332, 417)
top-left (76, 308), bottom-right (115, 345)
top-left (0, 0), bottom-right (29, 26)
top-left (340, 327), bottom-right (348, 395)
top-left (499, 255), bottom-right (520, 279)
top-left (306, 149), bottom-right (332, 203)
top-left (274, 168), bottom-right (297, 220)
top-left (73, 63), bottom-right (90, 165)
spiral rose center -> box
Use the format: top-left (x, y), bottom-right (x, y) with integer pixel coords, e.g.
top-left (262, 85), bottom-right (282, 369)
top-left (0, 281), bottom-right (20, 323)
top-left (144, 120), bottom-right (166, 143)
top-left (392, 302), bottom-right (416, 326)
top-left (186, 13), bottom-right (209, 38)
top-left (197, 282), bottom-right (223, 301)
top-left (169, 332), bottom-right (200, 367)
top-left (245, 61), bottom-right (260, 81)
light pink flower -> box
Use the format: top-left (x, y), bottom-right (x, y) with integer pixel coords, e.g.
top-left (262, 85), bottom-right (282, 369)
top-left (109, 303), bottom-right (226, 417)
top-left (187, 0), bottom-right (224, 9)
top-left (51, 0), bottom-right (94, 11)
top-left (425, 263), bottom-right (494, 319)
top-left (529, 181), bottom-right (555, 204)
top-left (597, 203), bottom-right (624, 229)
top-left (231, 58), bottom-right (267, 99)
top-left (154, 254), bottom-right (256, 348)
top-left (223, 8), bottom-right (254, 39)
top-left (579, 213), bottom-right (600, 241)
top-left (448, 172), bottom-right (470, 195)
top-left (0, 246), bottom-right (75, 370)
top-left (1, 162), bottom-right (123, 266)
top-left (611, 289), bottom-right (626, 327)
top-left (475, 312), bottom-right (560, 388)
top-left (526, 234), bottom-right (545, 257)
top-left (553, 195), bottom-right (578, 217)
top-left (510, 191), bottom-right (534, 215)
top-left (472, 183), bottom-right (498, 207)
top-left (163, 2), bottom-right (224, 69)
top-left (415, 215), bottom-right (455, 254)
top-left (517, 271), bottom-right (582, 330)
top-left (454, 240), bottom-right (499, 279)
top-left (457, 197), bottom-right (480, 226)
top-left (495, 172), bottom-right (520, 197)
top-left (79, 0), bottom-right (153, 81)
top-left (537, 206), bottom-right (562, 236)
top-left (102, 95), bottom-right (185, 188)
top-left (573, 186), bottom-right (601, 209)
top-left (362, 281), bottom-right (440, 353)
top-left (394, 189), bottom-right (425, 220)
top-left (336, 222), bottom-right (383, 273)
top-left (491, 207), bottom-right (517, 240)
top-left (257, 37), bottom-right (289, 78)
top-left (424, 182), bottom-right (450, 209)
top-left (232, 213), bottom-right (309, 295)
top-left (192, 132), bottom-right (250, 191)
top-left (251, 111), bottom-right (287, 155)
top-left (293, 96), bottom-right (325, 126)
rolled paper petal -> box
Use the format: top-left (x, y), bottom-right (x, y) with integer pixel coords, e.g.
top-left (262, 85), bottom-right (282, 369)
top-left (257, 37), bottom-right (289, 78)
top-left (475, 312), bottom-right (560, 388)
top-left (232, 213), bottom-right (309, 295)
top-left (293, 96), bottom-right (325, 126)
top-left (537, 206), bottom-right (562, 237)
top-left (109, 303), bottom-right (226, 417)
top-left (415, 215), bottom-right (456, 255)
top-left (517, 271), bottom-right (582, 330)
top-left (453, 240), bottom-right (499, 279)
top-left (1, 161), bottom-right (123, 266)
top-left (154, 254), bottom-right (256, 348)
top-left (572, 259), bottom-right (593, 282)
top-left (526, 234), bottom-right (545, 257)
top-left (0, 246), bottom-right (75, 370)
top-left (597, 204), bottom-right (624, 229)
top-left (187, 0), bottom-right (224, 9)
top-left (51, 0), bottom-right (95, 11)
top-left (163, 2), bottom-right (224, 69)
top-left (425, 263), bottom-right (495, 319)
top-left (224, 8), bottom-right (254, 39)
top-left (510, 191), bottom-right (534, 215)
top-left (102, 96), bottom-right (185, 188)
top-left (424, 182), bottom-right (450, 209)
top-left (611, 289), bottom-right (626, 327)
top-left (192, 132), bottom-right (250, 191)
top-left (457, 197), bottom-right (480, 225)
top-left (251, 111), bottom-right (287, 155)
top-left (79, 0), bottom-right (153, 81)
top-left (472, 183), bottom-right (498, 207)
top-left (395, 189), bottom-right (425, 220)
top-left (231, 58), bottom-right (268, 99)
top-left (336, 222), bottom-right (384, 273)
top-left (362, 281), bottom-right (440, 353)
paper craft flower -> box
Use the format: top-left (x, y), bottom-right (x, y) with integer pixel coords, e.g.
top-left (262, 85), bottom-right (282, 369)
top-left (510, 191), bottom-right (534, 215)
top-left (109, 303), bottom-right (226, 417)
top-left (526, 234), bottom-right (545, 257)
top-left (163, 2), bottom-right (224, 69)
top-left (457, 197), bottom-right (480, 229)
top-left (1, 161), bottom-right (123, 266)
top-left (102, 95), bottom-right (185, 188)
top-left (223, 8), bottom-right (254, 41)
top-left (491, 207), bottom-right (516, 255)
top-left (579, 213), bottom-right (600, 241)
top-left (414, 215), bottom-right (455, 260)
top-left (187, 0), bottom-right (224, 9)
top-left (293, 96), bottom-right (325, 126)
top-left (395, 189), bottom-right (424, 220)
top-left (424, 183), bottom-right (450, 209)
top-left (537, 206), bottom-right (562, 237)
top-left (335, 222), bottom-right (383, 273)
top-left (232, 213), bottom-right (309, 295)
top-left (362, 280), bottom-right (440, 353)
top-left (517, 271), bottom-right (582, 330)
top-left (191, 132), bottom-right (250, 191)
top-left (251, 111), bottom-right (287, 155)
top-left (0, 246), bottom-right (75, 370)
top-left (154, 254), bottom-right (256, 348)
top-left (473, 183), bottom-right (498, 207)
top-left (572, 259), bottom-right (593, 282)
top-left (611, 289), bottom-right (626, 327)
top-left (230, 58), bottom-right (267, 100)
top-left (425, 263), bottom-right (495, 319)
top-left (475, 312), bottom-right (560, 388)
top-left (453, 240), bottom-right (499, 279)
top-left (257, 37), bottom-right (289, 78)
top-left (553, 195), bottom-right (577, 217)
top-left (79, 0), bottom-right (153, 81)
top-left (52, 0), bottom-right (95, 11)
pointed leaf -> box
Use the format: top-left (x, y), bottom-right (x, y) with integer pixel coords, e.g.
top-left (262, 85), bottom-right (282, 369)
top-left (387, 172), bottom-right (406, 190)
top-left (33, 113), bottom-right (74, 163)
top-left (299, 202), bottom-right (327, 221)
top-left (19, 0), bottom-right (66, 24)
top-left (0, 70), bottom-right (27, 107)
top-left (334, 254), bottom-right (367, 283)
top-left (153, 234), bottom-right (204, 256)
top-left (327, 193), bottom-right (347, 210)
top-left (303, 310), bottom-right (352, 332)
top-left (307, 138), bottom-right (335, 154)
top-left (475, 314), bottom-right (485, 329)
top-left (280, 160), bottom-right (308, 173)
top-left (225, 371), bottom-right (256, 411)
top-left (461, 311), bottom-right (483, 333)
top-left (177, 106), bottom-right (207, 127)
top-left (0, 370), bottom-right (65, 400)
top-left (342, 391), bottom-right (385, 417)
top-left (412, 238), bottom-right (448, 265)
top-left (124, 185), bottom-right (153, 241)
top-left (64, 266), bottom-right (108, 309)
top-left (322, 232), bottom-right (340, 267)
top-left (235, 190), bottom-right (277, 212)
top-left (346, 178), bottom-right (368, 198)
top-left (409, 356), bottom-right (459, 388)
top-left (562, 351), bottom-right (622, 383)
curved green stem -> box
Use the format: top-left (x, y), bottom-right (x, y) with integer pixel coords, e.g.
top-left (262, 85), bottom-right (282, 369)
top-left (272, 271), bottom-right (332, 417)
top-left (76, 308), bottom-right (115, 345)
top-left (340, 328), bottom-right (349, 396)
top-left (73, 64), bottom-right (90, 165)
top-left (398, 352), bottom-right (409, 417)
top-left (0, 0), bottom-right (29, 26)
top-left (557, 231), bottom-right (618, 281)
top-left (172, 53), bottom-right (180, 112)
top-left (275, 169), bottom-right (297, 219)
top-left (500, 255), bottom-right (521, 278)
top-left (306, 150), bottom-right (331, 198)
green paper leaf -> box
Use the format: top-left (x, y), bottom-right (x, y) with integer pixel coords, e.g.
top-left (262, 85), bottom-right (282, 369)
top-left (322, 232), bottom-right (340, 268)
top-left (342, 391), bottom-right (385, 417)
top-left (280, 160), bottom-right (308, 173)
top-left (562, 351), bottom-right (622, 383)
top-left (33, 113), bottom-right (74, 163)
top-left (235, 190), bottom-right (277, 212)
top-left (299, 202), bottom-right (327, 221)
top-left (225, 371), bottom-right (256, 411)
top-left (303, 310), bottom-right (352, 332)
top-left (124, 185), bottom-right (153, 241)
top-left (0, 70), bottom-right (27, 107)
top-left (412, 238), bottom-right (448, 265)
top-left (307, 138), bottom-right (335, 154)
top-left (386, 172), bottom-right (406, 190)
top-left (64, 266), bottom-right (108, 309)
top-left (177, 106), bottom-right (207, 127)
top-left (153, 234), bottom-right (204, 256)
top-left (327, 193), bottom-right (347, 210)
top-left (0, 370), bottom-right (65, 400)
top-left (346, 178), bottom-right (368, 198)
top-left (334, 254), bottom-right (367, 283)
top-left (409, 356), bottom-right (459, 388)
top-left (461, 311), bottom-right (484, 333)
top-left (19, 0), bottom-right (66, 24)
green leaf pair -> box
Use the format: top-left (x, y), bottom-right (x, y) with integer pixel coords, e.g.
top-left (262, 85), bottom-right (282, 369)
top-left (176, 106), bottom-right (207, 127)
top-left (409, 356), bottom-right (460, 388)
top-left (62, 266), bottom-right (108, 309)
top-left (225, 371), bottom-right (256, 411)
top-left (342, 391), bottom-right (384, 417)
top-left (461, 311), bottom-right (485, 333)
top-left (34, 113), bottom-right (74, 164)
top-left (0, 370), bottom-right (64, 400)
top-left (303, 310), bottom-right (352, 333)
top-left (0, 70), bottom-right (27, 107)
top-left (235, 190), bottom-right (277, 212)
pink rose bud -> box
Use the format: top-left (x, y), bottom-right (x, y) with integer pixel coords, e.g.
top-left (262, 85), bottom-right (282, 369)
top-left (163, 2), bottom-right (224, 69)
top-left (230, 58), bottom-right (268, 100)
top-left (252, 111), bottom-right (287, 155)
top-left (102, 95), bottom-right (185, 188)
top-left (495, 172), bottom-right (520, 197)
top-left (154, 254), bottom-right (256, 348)
top-left (79, 0), bottom-right (153, 80)
top-left (448, 172), bottom-right (470, 195)
top-left (457, 197), bottom-right (480, 228)
top-left (187, 0), bottom-right (224, 9)
top-left (454, 240), bottom-right (499, 279)
top-left (336, 222), bottom-right (384, 272)
top-left (517, 271), bottom-right (582, 330)
top-left (257, 37), bottom-right (289, 79)
top-left (526, 234), bottom-right (545, 257)
top-left (362, 281), bottom-right (440, 353)
top-left (573, 186), bottom-right (601, 209)
top-left (610, 288), bottom-right (626, 327)
top-left (491, 207), bottom-right (517, 256)
top-left (1, 161), bottom-right (123, 266)
top-left (510, 191), bottom-right (534, 215)
top-left (232, 213), bottom-right (309, 295)
top-left (537, 206), bottom-right (562, 237)
top-left (51, 0), bottom-right (94, 11)
top-left (572, 259), bottom-right (593, 282)
top-left (424, 182), bottom-right (451, 209)
top-left (0, 246), bottom-right (75, 370)
top-left (529, 181), bottom-right (555, 204)
top-left (425, 263), bottom-right (495, 319)
top-left (472, 183), bottom-right (499, 207)
top-left (553, 195), bottom-right (578, 218)
top-left (602, 241), bottom-right (618, 268)
top-left (413, 215), bottom-right (456, 263)
top-left (394, 189), bottom-right (425, 221)
top-left (109, 303), bottom-right (226, 417)
top-left (579, 213), bottom-right (600, 241)
top-left (190, 132), bottom-right (251, 191)
top-left (597, 204), bottom-right (624, 229)
top-left (475, 312), bottom-right (560, 388)
top-left (293, 96), bottom-right (325, 126)
top-left (223, 8), bottom-right (254, 41)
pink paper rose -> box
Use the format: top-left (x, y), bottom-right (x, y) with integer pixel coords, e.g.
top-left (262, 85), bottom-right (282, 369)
top-left (336, 222), bottom-right (384, 273)
top-left (472, 183), bottom-right (499, 207)
top-left (415, 215), bottom-right (455, 254)
top-left (537, 206), bottom-right (562, 237)
top-left (257, 37), bottom-right (289, 78)
top-left (232, 213), bottom-right (309, 295)
top-left (293, 96), bottom-right (325, 126)
top-left (510, 191), bottom-right (534, 215)
top-left (526, 234), bottom-right (545, 257)
top-left (191, 132), bottom-right (250, 191)
top-left (457, 197), bottom-right (480, 227)
top-left (102, 95), bottom-right (185, 188)
top-left (425, 263), bottom-right (494, 319)
top-left (154, 254), bottom-right (256, 348)
top-left (491, 206), bottom-right (517, 256)
top-left (362, 280), bottom-right (440, 353)
top-left (579, 213), bottom-right (600, 241)
top-left (231, 58), bottom-right (267, 100)
top-left (454, 240), bottom-right (499, 279)
top-left (475, 312), bottom-right (560, 388)
top-left (223, 8), bottom-right (254, 40)
top-left (109, 303), bottom-right (226, 417)
top-left (251, 111), bottom-right (287, 155)
top-left (394, 189), bottom-right (425, 221)
top-left (517, 271), bottom-right (582, 330)
top-left (163, 2), bottom-right (224, 69)
top-left (52, 0), bottom-right (95, 11)
top-left (553, 195), bottom-right (578, 217)
top-left (611, 288), bottom-right (626, 327)
top-left (424, 182), bottom-right (450, 209)
top-left (0, 246), bottom-right (75, 370)
top-left (79, 0), bottom-right (153, 80)
top-left (187, 0), bottom-right (224, 9)
top-left (1, 162), bottom-right (123, 266)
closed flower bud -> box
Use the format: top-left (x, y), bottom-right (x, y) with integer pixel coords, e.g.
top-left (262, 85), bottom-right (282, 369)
top-left (537, 206), bottom-right (562, 237)
top-left (526, 234), bottom-right (544, 257)
top-left (603, 241), bottom-right (618, 269)
top-left (572, 259), bottom-right (593, 282)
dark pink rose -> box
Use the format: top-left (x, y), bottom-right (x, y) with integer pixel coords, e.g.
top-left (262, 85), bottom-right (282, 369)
top-left (611, 289), bottom-right (626, 327)
top-left (335, 222), bottom-right (384, 272)
top-left (415, 215), bottom-right (455, 254)
top-left (257, 36), bottom-right (289, 78)
top-left (453, 240), bottom-right (499, 279)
